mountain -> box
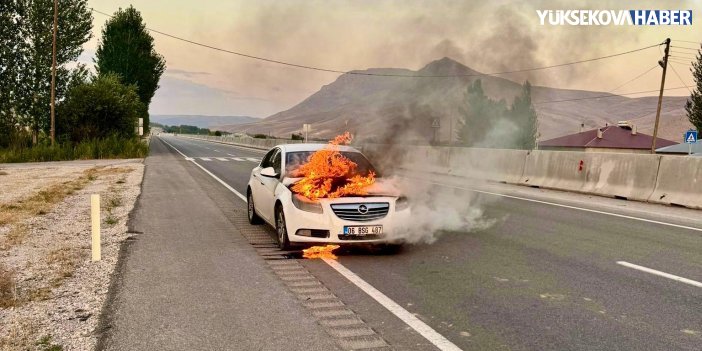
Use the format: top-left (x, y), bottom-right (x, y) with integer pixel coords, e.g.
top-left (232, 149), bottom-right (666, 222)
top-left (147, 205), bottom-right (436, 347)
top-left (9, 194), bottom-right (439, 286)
top-left (219, 58), bottom-right (692, 143)
top-left (150, 115), bottom-right (259, 129)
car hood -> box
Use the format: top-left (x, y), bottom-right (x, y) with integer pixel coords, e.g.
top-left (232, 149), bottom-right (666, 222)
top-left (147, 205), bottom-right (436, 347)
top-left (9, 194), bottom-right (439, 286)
top-left (282, 177), bottom-right (401, 198)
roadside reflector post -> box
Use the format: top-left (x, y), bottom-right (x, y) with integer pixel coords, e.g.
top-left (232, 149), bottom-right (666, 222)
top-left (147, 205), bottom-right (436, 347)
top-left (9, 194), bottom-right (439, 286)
top-left (91, 194), bottom-right (101, 261)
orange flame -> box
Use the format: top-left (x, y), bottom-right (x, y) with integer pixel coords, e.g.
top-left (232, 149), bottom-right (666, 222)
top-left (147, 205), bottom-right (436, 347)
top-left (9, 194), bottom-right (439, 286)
top-left (302, 245), bottom-right (340, 259)
top-left (291, 132), bottom-right (376, 200)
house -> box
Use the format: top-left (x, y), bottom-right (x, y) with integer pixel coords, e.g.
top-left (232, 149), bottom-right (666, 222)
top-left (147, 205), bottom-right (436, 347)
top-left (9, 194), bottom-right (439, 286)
top-left (655, 142), bottom-right (702, 156)
top-left (539, 121), bottom-right (677, 154)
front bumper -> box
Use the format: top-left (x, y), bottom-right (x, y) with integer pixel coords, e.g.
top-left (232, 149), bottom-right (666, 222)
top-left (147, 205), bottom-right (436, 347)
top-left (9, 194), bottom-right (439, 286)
top-left (284, 197), bottom-right (411, 245)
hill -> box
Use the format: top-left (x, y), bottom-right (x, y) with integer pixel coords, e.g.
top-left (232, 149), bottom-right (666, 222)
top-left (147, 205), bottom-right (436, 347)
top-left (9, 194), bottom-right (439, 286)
top-left (151, 115), bottom-right (259, 129)
top-left (220, 58), bottom-right (692, 143)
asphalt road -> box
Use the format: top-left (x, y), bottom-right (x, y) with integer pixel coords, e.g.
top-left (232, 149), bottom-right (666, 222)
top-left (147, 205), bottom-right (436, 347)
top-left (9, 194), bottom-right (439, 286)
top-left (138, 134), bottom-right (701, 351)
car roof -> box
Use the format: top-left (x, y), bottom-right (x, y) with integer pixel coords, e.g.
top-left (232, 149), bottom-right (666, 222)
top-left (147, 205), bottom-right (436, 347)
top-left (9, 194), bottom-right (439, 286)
top-left (275, 143), bottom-right (361, 153)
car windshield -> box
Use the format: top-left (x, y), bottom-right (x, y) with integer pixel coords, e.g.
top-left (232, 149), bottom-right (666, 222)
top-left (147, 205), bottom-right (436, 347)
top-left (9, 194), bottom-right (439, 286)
top-left (285, 151), bottom-right (378, 177)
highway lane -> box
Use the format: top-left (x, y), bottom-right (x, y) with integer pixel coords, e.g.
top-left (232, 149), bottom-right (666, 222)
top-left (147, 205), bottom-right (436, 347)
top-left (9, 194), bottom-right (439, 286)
top-left (159, 134), bottom-right (702, 351)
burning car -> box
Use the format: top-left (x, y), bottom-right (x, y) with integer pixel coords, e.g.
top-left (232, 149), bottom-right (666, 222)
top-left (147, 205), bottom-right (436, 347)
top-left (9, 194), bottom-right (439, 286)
top-left (246, 133), bottom-right (409, 250)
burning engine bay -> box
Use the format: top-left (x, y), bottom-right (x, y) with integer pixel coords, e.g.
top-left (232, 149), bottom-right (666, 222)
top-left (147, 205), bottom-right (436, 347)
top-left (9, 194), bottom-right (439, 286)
top-left (285, 132), bottom-right (400, 201)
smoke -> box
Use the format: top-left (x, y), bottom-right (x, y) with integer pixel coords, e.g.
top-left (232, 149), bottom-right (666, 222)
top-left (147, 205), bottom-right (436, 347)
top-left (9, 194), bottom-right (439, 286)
top-left (373, 176), bottom-right (498, 244)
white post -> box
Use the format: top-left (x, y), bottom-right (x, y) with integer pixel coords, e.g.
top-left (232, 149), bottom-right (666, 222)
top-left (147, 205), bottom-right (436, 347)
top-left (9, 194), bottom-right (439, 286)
top-left (91, 194), bottom-right (101, 261)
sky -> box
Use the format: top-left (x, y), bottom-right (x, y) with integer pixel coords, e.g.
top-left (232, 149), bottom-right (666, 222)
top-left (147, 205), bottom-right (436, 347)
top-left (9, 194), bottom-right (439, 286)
top-left (82, 0), bottom-right (702, 118)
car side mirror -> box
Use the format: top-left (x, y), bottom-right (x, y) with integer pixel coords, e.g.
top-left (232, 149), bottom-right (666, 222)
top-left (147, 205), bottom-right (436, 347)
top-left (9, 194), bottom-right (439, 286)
top-left (260, 167), bottom-right (279, 178)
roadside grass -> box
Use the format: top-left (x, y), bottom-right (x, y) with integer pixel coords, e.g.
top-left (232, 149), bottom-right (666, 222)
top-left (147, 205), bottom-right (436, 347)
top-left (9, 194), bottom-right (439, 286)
top-left (0, 263), bottom-right (17, 308)
top-left (36, 335), bottom-right (63, 351)
top-left (46, 247), bottom-right (81, 287)
top-left (0, 135), bottom-right (148, 163)
top-left (0, 317), bottom-right (37, 351)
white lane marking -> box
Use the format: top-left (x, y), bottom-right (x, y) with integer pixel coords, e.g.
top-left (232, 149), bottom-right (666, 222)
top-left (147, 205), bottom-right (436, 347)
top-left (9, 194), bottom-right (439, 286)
top-left (323, 259), bottom-right (462, 351)
top-left (214, 149), bottom-right (220, 152)
top-left (160, 136), bottom-right (461, 350)
top-left (402, 176), bottom-right (702, 233)
top-left (231, 157), bottom-right (246, 161)
top-left (617, 261), bottom-right (702, 288)
top-left (227, 153), bottom-right (236, 156)
top-left (158, 137), bottom-right (246, 201)
top-left (246, 157), bottom-right (261, 162)
top-left (200, 157), bottom-right (212, 161)
top-left (216, 157), bottom-right (229, 161)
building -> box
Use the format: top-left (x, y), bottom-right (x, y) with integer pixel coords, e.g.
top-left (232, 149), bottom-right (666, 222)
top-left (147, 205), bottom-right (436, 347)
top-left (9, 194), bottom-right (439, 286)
top-left (539, 122), bottom-right (677, 154)
top-left (655, 142), bottom-right (702, 156)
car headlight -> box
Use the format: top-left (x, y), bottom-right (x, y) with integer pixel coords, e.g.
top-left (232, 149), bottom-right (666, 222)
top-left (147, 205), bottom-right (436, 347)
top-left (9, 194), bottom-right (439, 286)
top-left (395, 196), bottom-right (409, 211)
top-left (292, 194), bottom-right (324, 213)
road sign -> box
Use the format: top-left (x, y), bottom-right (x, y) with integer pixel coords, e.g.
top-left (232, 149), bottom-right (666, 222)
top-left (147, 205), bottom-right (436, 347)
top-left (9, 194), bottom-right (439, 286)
top-left (431, 118), bottom-right (440, 128)
top-left (685, 129), bottom-right (697, 144)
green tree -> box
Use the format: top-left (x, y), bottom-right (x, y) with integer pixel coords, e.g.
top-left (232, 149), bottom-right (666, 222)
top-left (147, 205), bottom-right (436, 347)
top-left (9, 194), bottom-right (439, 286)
top-left (685, 45), bottom-right (702, 132)
top-left (18, 0), bottom-right (92, 142)
top-left (457, 79), bottom-right (508, 146)
top-left (57, 74), bottom-right (144, 142)
top-left (95, 6), bottom-right (166, 134)
top-left (509, 81), bottom-right (538, 150)
top-left (0, 0), bottom-right (26, 147)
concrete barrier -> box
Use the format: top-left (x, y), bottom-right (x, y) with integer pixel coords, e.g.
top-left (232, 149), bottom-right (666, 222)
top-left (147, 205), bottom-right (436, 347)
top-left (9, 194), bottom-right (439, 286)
top-left (180, 134), bottom-right (302, 150)
top-left (447, 148), bottom-right (527, 183)
top-left (520, 151), bottom-right (661, 201)
top-left (649, 156), bottom-right (702, 209)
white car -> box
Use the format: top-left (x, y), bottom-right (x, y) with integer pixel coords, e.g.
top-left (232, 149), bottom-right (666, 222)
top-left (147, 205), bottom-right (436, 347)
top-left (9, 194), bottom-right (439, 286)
top-left (246, 144), bottom-right (409, 250)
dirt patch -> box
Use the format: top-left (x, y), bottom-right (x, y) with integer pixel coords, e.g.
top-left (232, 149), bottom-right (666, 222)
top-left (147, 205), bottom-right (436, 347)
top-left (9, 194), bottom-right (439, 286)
top-left (0, 160), bottom-right (144, 350)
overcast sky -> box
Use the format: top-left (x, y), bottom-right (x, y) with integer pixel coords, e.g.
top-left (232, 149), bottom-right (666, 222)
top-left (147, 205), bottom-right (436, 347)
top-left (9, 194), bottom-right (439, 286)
top-left (83, 0), bottom-right (701, 117)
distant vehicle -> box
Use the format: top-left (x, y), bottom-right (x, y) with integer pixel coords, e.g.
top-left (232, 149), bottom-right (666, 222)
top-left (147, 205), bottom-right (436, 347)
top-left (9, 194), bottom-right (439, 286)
top-left (247, 144), bottom-right (409, 250)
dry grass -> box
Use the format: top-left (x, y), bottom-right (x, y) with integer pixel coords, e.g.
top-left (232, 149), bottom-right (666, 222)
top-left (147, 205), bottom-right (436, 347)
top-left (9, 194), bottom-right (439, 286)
top-left (0, 170), bottom-right (8, 175)
top-left (0, 316), bottom-right (38, 351)
top-left (46, 247), bottom-right (81, 286)
top-left (0, 263), bottom-right (17, 308)
top-left (0, 166), bottom-right (133, 250)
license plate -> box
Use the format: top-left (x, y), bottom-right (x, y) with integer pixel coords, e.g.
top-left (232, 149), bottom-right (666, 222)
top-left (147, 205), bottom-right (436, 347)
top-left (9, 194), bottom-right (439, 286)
top-left (343, 225), bottom-right (383, 236)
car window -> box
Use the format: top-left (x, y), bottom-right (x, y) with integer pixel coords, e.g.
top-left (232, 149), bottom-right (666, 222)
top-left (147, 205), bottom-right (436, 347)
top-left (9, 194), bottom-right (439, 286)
top-left (285, 151), bottom-right (379, 177)
top-left (260, 148), bottom-right (277, 168)
top-left (271, 149), bottom-right (282, 175)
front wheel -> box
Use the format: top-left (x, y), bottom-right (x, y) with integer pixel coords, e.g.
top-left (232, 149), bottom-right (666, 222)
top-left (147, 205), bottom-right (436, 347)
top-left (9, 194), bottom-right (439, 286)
top-left (275, 206), bottom-right (292, 250)
top-left (247, 190), bottom-right (263, 225)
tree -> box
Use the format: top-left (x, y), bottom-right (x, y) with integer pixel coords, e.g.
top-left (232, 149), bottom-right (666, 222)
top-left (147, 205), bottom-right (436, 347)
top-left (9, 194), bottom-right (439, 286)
top-left (95, 6), bottom-right (166, 134)
top-left (457, 79), bottom-right (508, 146)
top-left (685, 45), bottom-right (702, 132)
top-left (57, 74), bottom-right (144, 142)
top-left (18, 0), bottom-right (92, 142)
top-left (457, 79), bottom-right (538, 149)
top-left (0, 0), bottom-right (26, 147)
top-left (509, 81), bottom-right (538, 150)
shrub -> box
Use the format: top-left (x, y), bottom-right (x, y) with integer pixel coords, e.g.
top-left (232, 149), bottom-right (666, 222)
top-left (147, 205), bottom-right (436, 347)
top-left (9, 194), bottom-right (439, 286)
top-left (57, 74), bottom-right (145, 143)
top-left (0, 135), bottom-right (148, 163)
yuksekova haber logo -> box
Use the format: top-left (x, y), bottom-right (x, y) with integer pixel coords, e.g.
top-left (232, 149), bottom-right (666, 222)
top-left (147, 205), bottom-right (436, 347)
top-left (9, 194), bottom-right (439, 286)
top-left (537, 10), bottom-right (692, 26)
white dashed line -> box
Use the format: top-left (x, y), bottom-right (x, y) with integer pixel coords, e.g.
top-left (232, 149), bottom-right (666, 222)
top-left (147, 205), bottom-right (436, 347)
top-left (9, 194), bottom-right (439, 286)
top-left (200, 157), bottom-right (212, 161)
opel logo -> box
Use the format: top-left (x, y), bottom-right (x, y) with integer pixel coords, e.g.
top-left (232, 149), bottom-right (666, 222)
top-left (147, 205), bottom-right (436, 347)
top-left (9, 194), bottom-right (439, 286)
top-left (358, 205), bottom-right (368, 214)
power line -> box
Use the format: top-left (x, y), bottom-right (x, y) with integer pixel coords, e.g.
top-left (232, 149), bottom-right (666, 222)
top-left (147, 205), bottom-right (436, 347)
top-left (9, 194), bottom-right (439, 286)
top-left (533, 86), bottom-right (689, 105)
top-left (673, 39), bottom-right (701, 45)
top-left (607, 64), bottom-right (658, 93)
top-left (671, 46), bottom-right (701, 51)
top-left (91, 8), bottom-right (661, 78)
top-left (668, 62), bottom-right (693, 93)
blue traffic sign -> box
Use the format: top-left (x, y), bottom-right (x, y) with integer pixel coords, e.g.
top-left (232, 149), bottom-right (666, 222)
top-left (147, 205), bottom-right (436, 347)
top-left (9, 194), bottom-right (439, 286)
top-left (685, 130), bottom-right (698, 144)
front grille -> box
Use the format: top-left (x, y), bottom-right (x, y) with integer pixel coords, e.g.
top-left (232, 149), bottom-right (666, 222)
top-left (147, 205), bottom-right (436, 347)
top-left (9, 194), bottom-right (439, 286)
top-left (330, 203), bottom-right (389, 222)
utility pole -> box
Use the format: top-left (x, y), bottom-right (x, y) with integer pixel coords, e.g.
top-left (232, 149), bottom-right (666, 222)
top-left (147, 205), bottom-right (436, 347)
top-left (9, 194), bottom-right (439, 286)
top-left (50, 0), bottom-right (58, 146)
top-left (651, 38), bottom-right (670, 154)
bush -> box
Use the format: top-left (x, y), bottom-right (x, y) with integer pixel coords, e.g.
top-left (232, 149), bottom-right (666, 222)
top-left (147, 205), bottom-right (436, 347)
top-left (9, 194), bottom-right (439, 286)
top-left (214, 131), bottom-right (222, 136)
top-left (291, 133), bottom-right (303, 141)
top-left (57, 74), bottom-right (145, 143)
top-left (253, 133), bottom-right (267, 139)
top-left (0, 135), bottom-right (148, 163)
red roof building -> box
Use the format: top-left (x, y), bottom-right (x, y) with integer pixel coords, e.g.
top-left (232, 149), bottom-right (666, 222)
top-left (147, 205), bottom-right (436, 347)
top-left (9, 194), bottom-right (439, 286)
top-left (539, 124), bottom-right (677, 154)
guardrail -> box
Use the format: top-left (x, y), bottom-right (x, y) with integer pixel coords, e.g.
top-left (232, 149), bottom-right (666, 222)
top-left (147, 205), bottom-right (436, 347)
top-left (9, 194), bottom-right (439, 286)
top-left (178, 134), bottom-right (303, 150)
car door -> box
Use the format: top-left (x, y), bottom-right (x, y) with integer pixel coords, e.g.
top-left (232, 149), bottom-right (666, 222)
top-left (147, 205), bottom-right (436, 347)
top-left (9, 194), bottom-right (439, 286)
top-left (257, 148), bottom-right (282, 222)
top-left (252, 149), bottom-right (276, 221)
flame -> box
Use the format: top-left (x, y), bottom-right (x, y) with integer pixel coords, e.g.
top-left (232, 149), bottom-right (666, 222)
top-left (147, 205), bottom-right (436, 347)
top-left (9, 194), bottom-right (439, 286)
top-left (291, 132), bottom-right (376, 200)
top-left (303, 245), bottom-right (340, 259)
